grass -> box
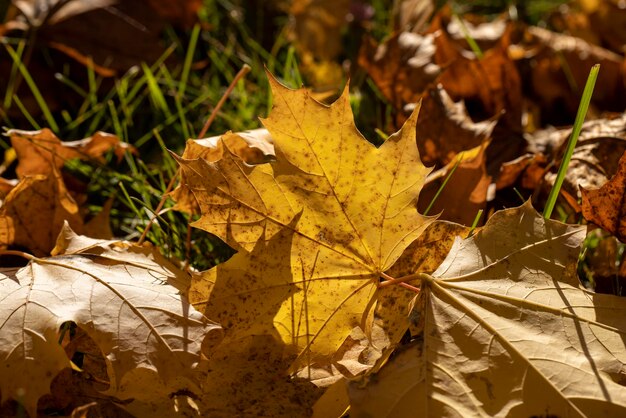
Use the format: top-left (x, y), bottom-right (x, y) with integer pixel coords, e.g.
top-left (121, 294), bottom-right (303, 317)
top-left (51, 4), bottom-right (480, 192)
top-left (543, 64), bottom-right (600, 219)
top-left (0, 0), bottom-right (580, 272)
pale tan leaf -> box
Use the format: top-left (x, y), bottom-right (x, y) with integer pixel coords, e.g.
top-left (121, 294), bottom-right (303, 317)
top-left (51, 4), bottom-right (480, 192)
top-left (0, 228), bottom-right (222, 416)
top-left (350, 202), bottom-right (626, 417)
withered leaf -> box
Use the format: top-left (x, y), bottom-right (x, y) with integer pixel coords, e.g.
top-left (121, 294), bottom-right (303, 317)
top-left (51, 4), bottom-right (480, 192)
top-left (8, 128), bottom-right (133, 178)
top-left (418, 142), bottom-right (492, 225)
top-left (351, 203), bottom-right (626, 416)
top-left (0, 171), bottom-right (83, 256)
top-left (582, 150), bottom-right (626, 243)
top-left (0, 227), bottom-right (222, 417)
top-left (171, 129), bottom-right (275, 216)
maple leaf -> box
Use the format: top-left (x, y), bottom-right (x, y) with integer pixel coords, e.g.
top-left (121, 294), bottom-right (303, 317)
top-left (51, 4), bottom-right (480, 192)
top-left (0, 170), bottom-right (83, 256)
top-left (171, 128), bottom-right (275, 216)
top-left (179, 74), bottom-right (434, 370)
top-left (8, 128), bottom-right (133, 178)
top-left (349, 202), bottom-right (626, 416)
top-left (582, 150), bottom-right (626, 242)
top-left (418, 141), bottom-right (491, 225)
top-left (0, 225), bottom-right (222, 417)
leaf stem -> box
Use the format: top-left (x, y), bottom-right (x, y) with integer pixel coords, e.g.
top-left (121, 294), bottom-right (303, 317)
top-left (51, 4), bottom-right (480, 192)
top-left (379, 271), bottom-right (428, 289)
top-left (0, 250), bottom-right (35, 261)
top-left (543, 64), bottom-right (599, 219)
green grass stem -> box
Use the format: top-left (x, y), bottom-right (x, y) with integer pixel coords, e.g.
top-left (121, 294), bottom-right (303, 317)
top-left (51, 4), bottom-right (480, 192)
top-left (543, 64), bottom-right (600, 219)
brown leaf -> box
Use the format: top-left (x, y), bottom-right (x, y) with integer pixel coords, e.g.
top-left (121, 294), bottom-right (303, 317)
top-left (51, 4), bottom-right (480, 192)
top-left (431, 21), bottom-right (523, 132)
top-left (0, 227), bottom-right (222, 417)
top-left (534, 112), bottom-right (626, 203)
top-left (418, 142), bottom-right (492, 225)
top-left (511, 25), bottom-right (626, 126)
top-left (392, 0), bottom-right (434, 33)
top-left (83, 197), bottom-right (114, 239)
top-left (582, 150), bottom-right (626, 242)
top-left (387, 220), bottom-right (471, 278)
top-left (416, 85), bottom-right (496, 167)
top-left (496, 153), bottom-right (547, 191)
top-left (8, 128), bottom-right (133, 178)
top-left (0, 171), bottom-right (83, 256)
top-left (350, 203), bottom-right (626, 417)
top-left (549, 0), bottom-right (626, 55)
top-left (358, 32), bottom-right (441, 113)
top-left (3, 0), bottom-right (197, 76)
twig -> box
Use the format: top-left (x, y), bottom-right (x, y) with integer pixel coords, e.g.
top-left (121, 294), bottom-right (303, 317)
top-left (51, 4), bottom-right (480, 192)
top-left (198, 64), bottom-right (251, 138)
top-left (139, 64), bottom-right (251, 248)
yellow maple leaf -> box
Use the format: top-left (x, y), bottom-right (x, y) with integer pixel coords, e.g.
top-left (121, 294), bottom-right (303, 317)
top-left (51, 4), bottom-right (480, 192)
top-left (179, 73), bottom-right (434, 369)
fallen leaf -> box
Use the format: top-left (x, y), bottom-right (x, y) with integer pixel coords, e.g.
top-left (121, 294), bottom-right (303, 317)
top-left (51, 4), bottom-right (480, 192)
top-left (199, 334), bottom-right (321, 417)
top-left (535, 112), bottom-right (626, 203)
top-left (180, 74), bottom-right (434, 371)
top-left (495, 153), bottom-right (547, 191)
top-left (416, 85), bottom-right (495, 168)
top-left (511, 25), bottom-right (626, 126)
top-left (358, 32), bottom-right (441, 113)
top-left (8, 128), bottom-right (133, 178)
top-left (418, 142), bottom-right (492, 225)
top-left (171, 129), bottom-right (275, 216)
top-left (288, 0), bottom-right (350, 88)
top-left (582, 150), bottom-right (626, 242)
top-left (83, 197), bottom-right (114, 239)
top-left (432, 21), bottom-right (523, 132)
top-left (0, 171), bottom-right (83, 256)
top-left (549, 0), bottom-right (626, 54)
top-left (351, 202), bottom-right (626, 416)
top-left (0, 227), bottom-right (222, 417)
top-left (347, 341), bottom-right (423, 418)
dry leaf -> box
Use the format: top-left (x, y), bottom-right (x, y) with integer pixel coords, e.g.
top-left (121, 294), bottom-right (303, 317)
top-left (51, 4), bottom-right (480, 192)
top-left (582, 150), bottom-right (626, 242)
top-left (511, 25), bottom-right (626, 126)
top-left (199, 334), bottom-right (321, 417)
top-left (432, 23), bottom-right (523, 132)
top-left (549, 0), bottom-right (626, 54)
top-left (0, 227), bottom-right (222, 417)
top-left (347, 341), bottom-right (423, 418)
top-left (358, 32), bottom-right (441, 113)
top-left (351, 202), bottom-right (626, 416)
top-left (0, 171), bottom-right (83, 256)
top-left (181, 74), bottom-right (434, 371)
top-left (533, 112), bottom-right (626, 202)
top-left (416, 85), bottom-right (496, 168)
top-left (8, 128), bottom-right (133, 178)
top-left (171, 129), bottom-right (275, 216)
top-left (418, 142), bottom-right (492, 225)
top-left (392, 0), bottom-right (434, 33)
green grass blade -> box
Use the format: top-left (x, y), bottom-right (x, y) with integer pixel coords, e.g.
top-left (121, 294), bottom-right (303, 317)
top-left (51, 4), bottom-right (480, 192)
top-left (3, 39), bottom-right (26, 109)
top-left (178, 24), bottom-right (200, 99)
top-left (423, 159), bottom-right (461, 216)
top-left (5, 44), bottom-right (59, 132)
top-left (12, 95), bottom-right (41, 130)
top-left (468, 209), bottom-right (483, 236)
top-left (141, 63), bottom-right (171, 117)
top-left (543, 64), bottom-right (600, 219)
